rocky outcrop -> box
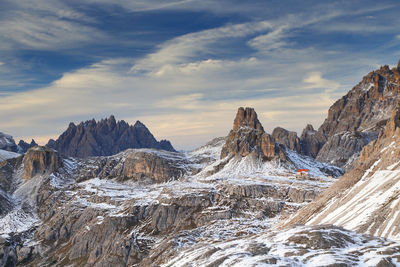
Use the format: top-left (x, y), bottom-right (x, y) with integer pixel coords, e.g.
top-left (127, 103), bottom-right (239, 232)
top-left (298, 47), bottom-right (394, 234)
top-left (144, 224), bottom-right (400, 266)
top-left (221, 107), bottom-right (287, 161)
top-left (233, 107), bottom-right (264, 131)
top-left (0, 132), bottom-right (18, 153)
top-left (299, 124), bottom-right (326, 158)
top-left (47, 115), bottom-right (176, 158)
top-left (299, 62), bottom-right (400, 169)
top-left (28, 165), bottom-right (326, 267)
top-left (285, 106), bottom-right (400, 241)
top-left (76, 149), bottom-right (191, 183)
top-left (0, 236), bottom-right (17, 267)
top-left (272, 127), bottom-right (301, 153)
top-left (23, 146), bottom-right (62, 179)
top-left (17, 139), bottom-right (38, 153)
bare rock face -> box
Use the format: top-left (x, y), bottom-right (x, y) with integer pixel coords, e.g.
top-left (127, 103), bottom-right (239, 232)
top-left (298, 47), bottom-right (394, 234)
top-left (299, 62), bottom-right (400, 169)
top-left (221, 107), bottom-right (286, 161)
top-left (272, 127), bottom-right (301, 153)
top-left (17, 139), bottom-right (38, 153)
top-left (285, 105), bottom-right (400, 241)
top-left (76, 149), bottom-right (191, 183)
top-left (0, 132), bottom-right (18, 153)
top-left (47, 115), bottom-right (175, 158)
top-left (23, 146), bottom-right (62, 179)
top-left (233, 107), bottom-right (264, 131)
top-left (299, 124), bottom-right (326, 158)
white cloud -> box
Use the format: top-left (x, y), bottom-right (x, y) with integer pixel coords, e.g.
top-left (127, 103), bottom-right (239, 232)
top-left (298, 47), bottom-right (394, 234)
top-left (304, 72), bottom-right (340, 93)
top-left (1, 3), bottom-right (395, 149)
top-left (130, 21), bottom-right (273, 74)
top-left (0, 49), bottom-right (361, 149)
top-left (247, 26), bottom-right (289, 52)
top-left (0, 62), bottom-right (4, 66)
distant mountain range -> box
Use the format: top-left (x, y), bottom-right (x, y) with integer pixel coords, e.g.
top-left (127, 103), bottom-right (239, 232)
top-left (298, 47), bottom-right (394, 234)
top-left (46, 115), bottom-right (175, 157)
top-left (0, 132), bottom-right (37, 153)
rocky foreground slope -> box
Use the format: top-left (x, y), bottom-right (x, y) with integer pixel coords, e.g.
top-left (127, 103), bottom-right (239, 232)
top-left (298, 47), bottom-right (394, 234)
top-left (0, 108), bottom-right (356, 266)
top-left (47, 116), bottom-right (175, 158)
top-left (285, 105), bottom-right (400, 242)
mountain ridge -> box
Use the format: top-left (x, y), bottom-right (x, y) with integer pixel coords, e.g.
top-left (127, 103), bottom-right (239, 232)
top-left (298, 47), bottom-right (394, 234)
top-left (46, 115), bottom-right (176, 158)
top-left (283, 104), bottom-right (400, 241)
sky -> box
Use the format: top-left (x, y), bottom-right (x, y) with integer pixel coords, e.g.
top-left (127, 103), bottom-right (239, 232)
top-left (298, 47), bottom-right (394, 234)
top-left (1, 0), bottom-right (400, 150)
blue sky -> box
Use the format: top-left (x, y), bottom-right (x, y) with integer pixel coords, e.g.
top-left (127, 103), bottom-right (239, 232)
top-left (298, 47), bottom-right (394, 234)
top-left (1, 0), bottom-right (400, 149)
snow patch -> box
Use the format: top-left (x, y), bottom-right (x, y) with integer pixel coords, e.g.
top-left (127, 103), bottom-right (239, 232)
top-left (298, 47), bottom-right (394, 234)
top-left (0, 149), bottom-right (20, 161)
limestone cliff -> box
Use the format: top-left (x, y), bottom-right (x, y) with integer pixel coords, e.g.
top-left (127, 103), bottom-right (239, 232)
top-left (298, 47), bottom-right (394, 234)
top-left (285, 105), bottom-right (400, 241)
top-left (300, 61), bottom-right (400, 169)
top-left (23, 146), bottom-right (62, 179)
top-left (221, 107), bottom-right (287, 161)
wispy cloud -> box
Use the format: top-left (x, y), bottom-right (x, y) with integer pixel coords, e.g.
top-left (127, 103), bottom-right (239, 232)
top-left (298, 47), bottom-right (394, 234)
top-left (0, 0), bottom-right (104, 50)
top-left (130, 21), bottom-right (273, 74)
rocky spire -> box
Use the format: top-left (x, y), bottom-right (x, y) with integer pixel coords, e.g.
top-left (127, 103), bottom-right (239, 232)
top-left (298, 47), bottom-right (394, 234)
top-left (233, 107), bottom-right (264, 131)
top-left (221, 107), bottom-right (286, 161)
top-left (18, 139), bottom-right (38, 153)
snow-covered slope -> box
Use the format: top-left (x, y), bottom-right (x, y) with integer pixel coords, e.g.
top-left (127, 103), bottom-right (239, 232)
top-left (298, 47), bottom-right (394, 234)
top-left (286, 108), bottom-right (400, 242)
top-left (0, 137), bottom-right (351, 266)
top-left (7, 131), bottom-right (400, 266)
top-left (0, 149), bottom-right (20, 161)
top-left (194, 147), bottom-right (343, 181)
top-left (161, 224), bottom-right (400, 266)
top-left (306, 161), bottom-right (400, 240)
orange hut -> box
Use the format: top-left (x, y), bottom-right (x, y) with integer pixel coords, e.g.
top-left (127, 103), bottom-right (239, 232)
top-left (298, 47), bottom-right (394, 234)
top-left (297, 169), bottom-right (309, 178)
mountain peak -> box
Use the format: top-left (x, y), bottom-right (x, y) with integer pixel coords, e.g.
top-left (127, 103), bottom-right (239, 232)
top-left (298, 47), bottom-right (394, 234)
top-left (233, 107), bottom-right (264, 132)
top-left (134, 120), bottom-right (146, 128)
top-left (18, 139), bottom-right (38, 153)
top-left (303, 124), bottom-right (314, 133)
top-left (47, 116), bottom-right (176, 157)
top-left (297, 60), bottom-right (400, 169)
top-left (108, 114), bottom-right (116, 123)
top-left (221, 107), bottom-right (286, 161)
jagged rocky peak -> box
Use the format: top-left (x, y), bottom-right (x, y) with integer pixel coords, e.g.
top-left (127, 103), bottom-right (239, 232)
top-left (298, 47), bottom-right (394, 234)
top-left (0, 132), bottom-right (18, 153)
top-left (23, 146), bottom-right (62, 179)
top-left (46, 115), bottom-right (176, 158)
top-left (221, 107), bottom-right (286, 161)
top-left (296, 60), bottom-right (400, 170)
top-left (285, 105), bottom-right (400, 241)
top-left (18, 139), bottom-right (38, 153)
top-left (300, 124), bottom-right (326, 158)
top-left (272, 127), bottom-right (301, 153)
top-left (233, 107), bottom-right (264, 131)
